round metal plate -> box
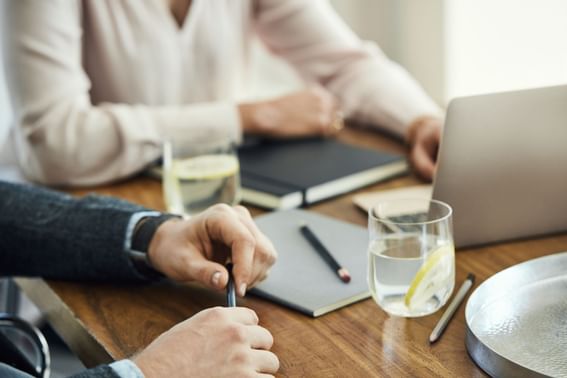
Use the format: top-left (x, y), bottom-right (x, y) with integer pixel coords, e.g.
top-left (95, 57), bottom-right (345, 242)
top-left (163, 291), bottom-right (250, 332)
top-left (466, 252), bottom-right (567, 377)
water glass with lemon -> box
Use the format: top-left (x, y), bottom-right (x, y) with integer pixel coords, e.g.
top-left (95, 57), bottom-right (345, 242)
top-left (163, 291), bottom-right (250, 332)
top-left (162, 140), bottom-right (241, 216)
top-left (367, 199), bottom-right (455, 317)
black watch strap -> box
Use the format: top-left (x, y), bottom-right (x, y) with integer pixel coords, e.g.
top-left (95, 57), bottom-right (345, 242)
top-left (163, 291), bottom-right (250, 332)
top-left (130, 213), bottom-right (181, 279)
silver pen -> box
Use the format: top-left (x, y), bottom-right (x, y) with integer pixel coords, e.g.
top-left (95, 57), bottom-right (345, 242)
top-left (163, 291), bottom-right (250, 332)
top-left (429, 273), bottom-right (476, 344)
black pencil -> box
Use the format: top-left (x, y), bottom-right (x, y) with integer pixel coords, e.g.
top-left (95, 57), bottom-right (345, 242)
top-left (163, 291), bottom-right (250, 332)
top-left (299, 222), bottom-right (351, 283)
top-left (226, 263), bottom-right (236, 307)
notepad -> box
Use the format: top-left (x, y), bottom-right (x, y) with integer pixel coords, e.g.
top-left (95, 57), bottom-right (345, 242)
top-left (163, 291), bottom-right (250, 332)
top-left (239, 138), bottom-right (407, 210)
top-left (251, 209), bottom-right (370, 317)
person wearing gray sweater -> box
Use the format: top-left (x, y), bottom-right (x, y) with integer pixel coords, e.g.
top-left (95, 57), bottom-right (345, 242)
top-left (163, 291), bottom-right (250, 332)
top-left (0, 181), bottom-right (278, 377)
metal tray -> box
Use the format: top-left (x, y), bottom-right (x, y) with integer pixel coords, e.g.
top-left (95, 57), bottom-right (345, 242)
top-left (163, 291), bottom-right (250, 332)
top-left (466, 252), bottom-right (567, 377)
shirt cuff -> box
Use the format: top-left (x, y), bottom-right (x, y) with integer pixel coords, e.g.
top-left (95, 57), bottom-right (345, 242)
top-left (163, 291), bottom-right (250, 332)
top-left (124, 211), bottom-right (162, 254)
top-left (154, 102), bottom-right (243, 146)
top-left (124, 211), bottom-right (163, 280)
top-left (109, 360), bottom-right (145, 378)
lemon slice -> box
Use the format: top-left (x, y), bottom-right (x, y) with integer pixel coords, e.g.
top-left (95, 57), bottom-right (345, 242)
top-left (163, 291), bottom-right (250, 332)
top-left (173, 155), bottom-right (239, 180)
top-left (404, 244), bottom-right (454, 309)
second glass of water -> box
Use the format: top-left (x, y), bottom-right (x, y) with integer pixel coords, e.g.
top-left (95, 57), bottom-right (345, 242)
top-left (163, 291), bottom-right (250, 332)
top-left (368, 199), bottom-right (455, 317)
top-left (162, 139), bottom-right (241, 216)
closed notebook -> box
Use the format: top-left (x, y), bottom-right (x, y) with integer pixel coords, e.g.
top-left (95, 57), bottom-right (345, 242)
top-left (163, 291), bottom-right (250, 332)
top-left (239, 138), bottom-right (407, 210)
top-left (251, 209), bottom-right (370, 317)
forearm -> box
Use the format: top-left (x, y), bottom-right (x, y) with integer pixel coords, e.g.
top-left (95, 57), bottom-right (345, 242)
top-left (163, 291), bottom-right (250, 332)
top-left (13, 101), bottom-right (242, 187)
top-left (328, 53), bottom-right (443, 136)
top-left (4, 1), bottom-right (242, 186)
top-left (255, 0), bottom-right (442, 136)
top-left (0, 182), bottom-right (148, 282)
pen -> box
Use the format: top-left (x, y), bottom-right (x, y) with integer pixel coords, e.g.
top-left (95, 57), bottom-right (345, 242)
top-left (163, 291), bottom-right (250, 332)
top-left (226, 263), bottom-right (236, 307)
top-left (299, 221), bottom-right (351, 283)
top-left (429, 273), bottom-right (476, 344)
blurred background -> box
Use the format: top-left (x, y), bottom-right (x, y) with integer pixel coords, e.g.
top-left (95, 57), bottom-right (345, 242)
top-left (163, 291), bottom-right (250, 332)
top-left (3, 0), bottom-right (567, 149)
top-left (1, 1), bottom-right (567, 375)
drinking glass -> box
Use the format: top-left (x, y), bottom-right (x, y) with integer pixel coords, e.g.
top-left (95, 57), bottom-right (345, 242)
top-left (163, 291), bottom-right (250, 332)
top-left (162, 139), bottom-right (241, 216)
top-left (367, 199), bottom-right (455, 317)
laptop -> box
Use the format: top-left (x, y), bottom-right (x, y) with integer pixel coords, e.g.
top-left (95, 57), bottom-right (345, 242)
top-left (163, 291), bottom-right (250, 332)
top-left (354, 84), bottom-right (567, 248)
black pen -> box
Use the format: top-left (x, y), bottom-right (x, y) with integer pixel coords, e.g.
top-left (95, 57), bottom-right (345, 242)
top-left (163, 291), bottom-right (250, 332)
top-left (226, 263), bottom-right (236, 307)
top-left (429, 273), bottom-right (475, 344)
top-left (299, 221), bottom-right (351, 283)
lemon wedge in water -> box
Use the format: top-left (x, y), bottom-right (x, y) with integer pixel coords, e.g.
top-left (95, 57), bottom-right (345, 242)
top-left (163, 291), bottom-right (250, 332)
top-left (173, 155), bottom-right (239, 180)
top-left (404, 244), bottom-right (454, 309)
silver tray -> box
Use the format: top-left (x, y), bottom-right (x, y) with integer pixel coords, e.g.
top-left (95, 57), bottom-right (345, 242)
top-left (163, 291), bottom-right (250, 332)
top-left (466, 252), bottom-right (567, 377)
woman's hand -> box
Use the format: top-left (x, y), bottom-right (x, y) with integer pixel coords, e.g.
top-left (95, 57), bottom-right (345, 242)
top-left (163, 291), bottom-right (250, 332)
top-left (239, 86), bottom-right (344, 138)
top-left (406, 116), bottom-right (443, 181)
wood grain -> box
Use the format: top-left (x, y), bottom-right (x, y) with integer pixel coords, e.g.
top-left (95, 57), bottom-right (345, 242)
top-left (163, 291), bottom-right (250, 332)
top-left (15, 127), bottom-right (567, 377)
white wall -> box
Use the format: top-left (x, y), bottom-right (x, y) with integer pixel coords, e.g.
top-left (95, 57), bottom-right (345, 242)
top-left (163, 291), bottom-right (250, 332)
top-left (332, 0), bottom-right (445, 104)
top-left (333, 1), bottom-right (567, 104)
top-left (445, 0), bottom-right (567, 100)
top-left (250, 1), bottom-right (444, 105)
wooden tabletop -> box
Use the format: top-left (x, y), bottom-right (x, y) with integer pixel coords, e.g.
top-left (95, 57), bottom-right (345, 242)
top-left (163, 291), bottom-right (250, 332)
top-left (15, 127), bottom-right (567, 377)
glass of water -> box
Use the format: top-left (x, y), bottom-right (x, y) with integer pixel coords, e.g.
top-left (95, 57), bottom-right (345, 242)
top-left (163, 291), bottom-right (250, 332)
top-left (162, 139), bottom-right (241, 216)
top-left (367, 198), bottom-right (455, 317)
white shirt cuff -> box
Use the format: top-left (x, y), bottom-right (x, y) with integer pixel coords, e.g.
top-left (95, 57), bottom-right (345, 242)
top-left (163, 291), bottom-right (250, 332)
top-left (109, 359), bottom-right (145, 378)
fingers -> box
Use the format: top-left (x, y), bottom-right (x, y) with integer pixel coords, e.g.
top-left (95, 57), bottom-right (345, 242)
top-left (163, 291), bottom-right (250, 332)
top-left (246, 325), bottom-right (274, 350)
top-left (407, 118), bottom-right (442, 181)
top-left (202, 306), bottom-right (259, 326)
top-left (314, 87), bottom-right (342, 135)
top-left (251, 350), bottom-right (280, 374)
top-left (204, 204), bottom-right (271, 296)
top-left (232, 206), bottom-right (278, 288)
top-left (411, 143), bottom-right (436, 181)
top-left (181, 256), bottom-right (229, 290)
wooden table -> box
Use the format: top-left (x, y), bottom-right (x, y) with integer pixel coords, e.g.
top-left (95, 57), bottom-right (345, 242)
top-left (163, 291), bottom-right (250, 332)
top-left (15, 128), bottom-right (567, 377)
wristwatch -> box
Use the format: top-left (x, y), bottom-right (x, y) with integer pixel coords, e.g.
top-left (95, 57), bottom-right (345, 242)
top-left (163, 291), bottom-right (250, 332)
top-left (125, 211), bottom-right (181, 279)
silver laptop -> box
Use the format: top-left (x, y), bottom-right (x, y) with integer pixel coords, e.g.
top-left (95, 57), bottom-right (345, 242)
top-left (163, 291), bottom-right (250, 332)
top-left (355, 84), bottom-right (567, 248)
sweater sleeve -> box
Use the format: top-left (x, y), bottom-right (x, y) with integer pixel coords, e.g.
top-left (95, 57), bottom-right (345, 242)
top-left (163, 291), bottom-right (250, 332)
top-left (0, 181), bottom-right (151, 282)
top-left (254, 0), bottom-right (443, 136)
top-left (2, 0), bottom-right (241, 186)
top-left (68, 364), bottom-right (122, 378)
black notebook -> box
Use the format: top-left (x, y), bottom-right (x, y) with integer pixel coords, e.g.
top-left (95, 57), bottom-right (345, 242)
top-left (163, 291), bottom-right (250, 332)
top-left (250, 209), bottom-right (370, 317)
top-left (239, 138), bottom-right (407, 210)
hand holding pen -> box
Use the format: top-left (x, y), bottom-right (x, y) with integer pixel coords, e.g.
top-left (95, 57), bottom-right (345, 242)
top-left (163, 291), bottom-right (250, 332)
top-left (148, 205), bottom-right (277, 296)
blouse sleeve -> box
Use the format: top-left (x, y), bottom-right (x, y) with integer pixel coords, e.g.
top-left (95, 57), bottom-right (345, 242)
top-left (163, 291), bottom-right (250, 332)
top-left (3, 0), bottom-right (241, 186)
top-left (254, 0), bottom-right (443, 137)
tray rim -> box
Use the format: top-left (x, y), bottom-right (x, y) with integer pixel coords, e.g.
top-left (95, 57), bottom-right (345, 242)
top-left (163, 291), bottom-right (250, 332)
top-left (465, 251), bottom-right (567, 377)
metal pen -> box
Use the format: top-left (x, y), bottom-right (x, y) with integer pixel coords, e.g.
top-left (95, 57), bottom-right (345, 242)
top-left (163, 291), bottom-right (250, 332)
top-left (226, 263), bottom-right (236, 307)
top-left (429, 273), bottom-right (476, 344)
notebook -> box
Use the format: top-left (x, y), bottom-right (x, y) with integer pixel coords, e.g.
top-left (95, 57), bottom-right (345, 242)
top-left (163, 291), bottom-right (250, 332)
top-left (250, 209), bottom-right (370, 317)
top-left (239, 138), bottom-right (407, 210)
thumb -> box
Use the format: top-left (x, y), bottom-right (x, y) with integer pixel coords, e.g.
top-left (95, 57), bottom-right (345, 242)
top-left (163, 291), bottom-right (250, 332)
top-left (185, 258), bottom-right (229, 290)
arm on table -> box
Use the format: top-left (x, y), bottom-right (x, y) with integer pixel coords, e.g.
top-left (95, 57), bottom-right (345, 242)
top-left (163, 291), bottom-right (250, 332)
top-left (254, 0), bottom-right (443, 179)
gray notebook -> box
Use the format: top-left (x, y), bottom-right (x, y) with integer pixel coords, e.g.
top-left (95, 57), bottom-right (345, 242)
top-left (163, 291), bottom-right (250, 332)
top-left (251, 209), bottom-right (370, 317)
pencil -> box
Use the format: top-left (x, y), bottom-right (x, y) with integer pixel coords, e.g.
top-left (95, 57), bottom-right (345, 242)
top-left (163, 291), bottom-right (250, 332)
top-left (226, 263), bottom-right (236, 307)
top-left (299, 221), bottom-right (351, 283)
top-left (429, 273), bottom-right (475, 344)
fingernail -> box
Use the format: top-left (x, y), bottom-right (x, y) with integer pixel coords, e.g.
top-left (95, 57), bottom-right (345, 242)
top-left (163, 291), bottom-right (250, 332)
top-left (239, 283), bottom-right (247, 297)
top-left (211, 271), bottom-right (222, 287)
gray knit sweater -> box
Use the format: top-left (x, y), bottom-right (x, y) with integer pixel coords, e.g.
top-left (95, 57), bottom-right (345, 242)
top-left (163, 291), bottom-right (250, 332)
top-left (0, 181), bottom-right (156, 377)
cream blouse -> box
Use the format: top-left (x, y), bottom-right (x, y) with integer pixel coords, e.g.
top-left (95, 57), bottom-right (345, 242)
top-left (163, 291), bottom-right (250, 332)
top-left (3, 0), bottom-right (441, 186)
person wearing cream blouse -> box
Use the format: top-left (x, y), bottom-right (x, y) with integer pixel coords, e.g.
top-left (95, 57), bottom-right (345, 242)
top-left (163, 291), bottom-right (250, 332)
top-left (3, 0), bottom-right (443, 186)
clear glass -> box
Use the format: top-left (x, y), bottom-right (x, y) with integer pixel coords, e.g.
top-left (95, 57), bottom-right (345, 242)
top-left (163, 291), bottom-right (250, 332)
top-left (367, 198), bottom-right (455, 317)
top-left (162, 139), bottom-right (241, 216)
